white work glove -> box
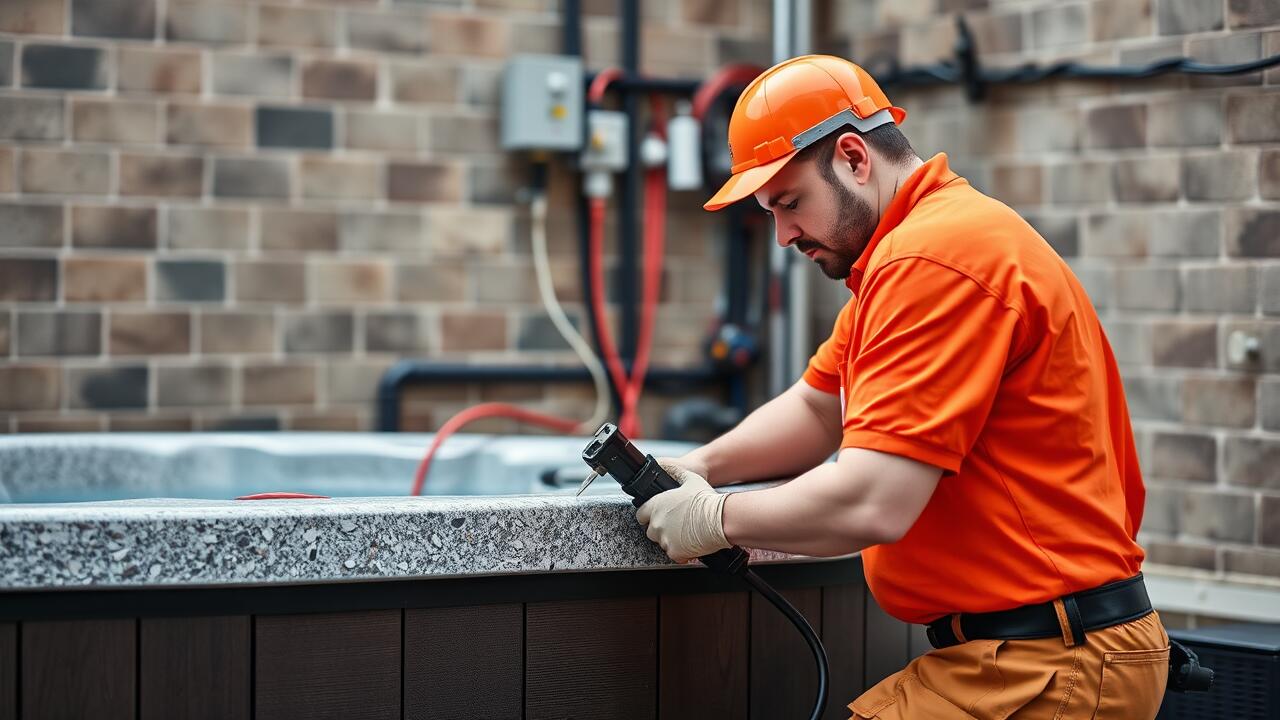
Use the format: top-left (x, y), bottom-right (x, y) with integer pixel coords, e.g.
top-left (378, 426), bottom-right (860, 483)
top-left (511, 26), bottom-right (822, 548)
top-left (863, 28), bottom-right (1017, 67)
top-left (635, 459), bottom-right (730, 564)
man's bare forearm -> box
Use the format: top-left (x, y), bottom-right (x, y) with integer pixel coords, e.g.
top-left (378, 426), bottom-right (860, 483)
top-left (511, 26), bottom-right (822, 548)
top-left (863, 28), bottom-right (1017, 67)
top-left (679, 380), bottom-right (841, 487)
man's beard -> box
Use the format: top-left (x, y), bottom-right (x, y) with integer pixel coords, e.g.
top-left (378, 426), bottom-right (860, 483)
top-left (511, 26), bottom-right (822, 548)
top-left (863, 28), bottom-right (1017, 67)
top-left (795, 177), bottom-right (878, 280)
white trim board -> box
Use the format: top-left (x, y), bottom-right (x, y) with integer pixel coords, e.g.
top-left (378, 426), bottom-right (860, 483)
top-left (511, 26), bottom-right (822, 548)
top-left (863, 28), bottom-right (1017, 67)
top-left (1146, 571), bottom-right (1280, 623)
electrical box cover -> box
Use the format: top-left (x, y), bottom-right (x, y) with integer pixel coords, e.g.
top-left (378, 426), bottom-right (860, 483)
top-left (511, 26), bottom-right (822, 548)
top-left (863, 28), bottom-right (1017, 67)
top-left (581, 110), bottom-right (628, 172)
top-left (500, 54), bottom-right (584, 151)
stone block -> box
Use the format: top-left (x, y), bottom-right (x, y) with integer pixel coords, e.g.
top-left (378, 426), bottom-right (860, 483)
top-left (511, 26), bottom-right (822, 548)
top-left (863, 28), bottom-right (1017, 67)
top-left (118, 153), bottom-right (203, 197)
top-left (166, 102), bottom-right (253, 148)
top-left (301, 59), bottom-right (376, 102)
top-left (212, 157), bottom-right (290, 199)
top-left (396, 261), bottom-right (467, 302)
top-left (365, 312), bottom-right (431, 353)
top-left (312, 260), bottom-right (390, 304)
top-left (1151, 321), bottom-right (1217, 368)
top-left (156, 260), bottom-right (225, 303)
top-left (339, 211), bottom-right (423, 253)
top-left (1157, 0), bottom-right (1223, 34)
top-left (118, 47), bottom-right (201, 94)
top-left (71, 0), bottom-right (155, 39)
top-left (157, 364), bottom-right (232, 407)
top-left (345, 10), bottom-right (427, 54)
top-left (242, 363), bottom-right (316, 406)
top-left (1227, 208), bottom-right (1280, 257)
top-left (388, 162), bottom-right (464, 203)
top-left (234, 260), bottom-right (305, 303)
top-left (1115, 266), bottom-right (1179, 311)
top-left (211, 53), bottom-right (293, 97)
top-left (1183, 151), bottom-right (1257, 202)
top-left (1228, 0), bottom-right (1280, 28)
top-left (1150, 210), bottom-right (1220, 257)
top-left (256, 106), bottom-right (333, 150)
top-left (21, 44), bottom-right (106, 90)
top-left (64, 256), bottom-right (147, 302)
top-left (0, 203), bottom-right (62, 249)
top-left (67, 365), bottom-right (146, 409)
top-left (17, 311), bottom-right (101, 356)
top-left (0, 96), bottom-right (62, 141)
top-left (261, 209), bottom-right (338, 253)
top-left (1112, 156), bottom-right (1179, 203)
top-left (109, 311), bottom-right (189, 355)
top-left (72, 99), bottom-right (159, 143)
top-left (1147, 430), bottom-right (1217, 482)
top-left (257, 4), bottom-right (335, 48)
top-left (1183, 376), bottom-right (1256, 427)
top-left (0, 0), bottom-right (65, 34)
top-left (1086, 103), bottom-right (1147, 149)
top-left (440, 310), bottom-right (505, 351)
top-left (1224, 435), bottom-right (1280, 489)
top-left (19, 149), bottom-right (109, 195)
top-left (1226, 91), bottom-right (1280, 143)
top-left (200, 311), bottom-right (275, 355)
top-left (1182, 265), bottom-right (1257, 312)
top-left (167, 207), bottom-right (249, 251)
top-left (71, 206), bottom-right (156, 249)
top-left (0, 365), bottom-right (60, 411)
top-left (0, 258), bottom-right (57, 301)
top-left (343, 111), bottom-right (419, 152)
top-left (165, 0), bottom-right (249, 44)
top-left (283, 311), bottom-right (354, 353)
top-left (299, 157), bottom-right (381, 201)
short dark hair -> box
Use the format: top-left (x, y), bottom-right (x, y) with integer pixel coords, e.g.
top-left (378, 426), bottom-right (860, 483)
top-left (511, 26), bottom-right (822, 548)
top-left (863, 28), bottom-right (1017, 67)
top-left (794, 123), bottom-right (917, 185)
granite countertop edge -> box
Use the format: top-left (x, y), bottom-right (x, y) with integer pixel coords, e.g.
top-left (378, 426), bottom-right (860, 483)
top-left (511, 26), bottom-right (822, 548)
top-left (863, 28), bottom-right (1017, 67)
top-left (1, 486), bottom-right (847, 591)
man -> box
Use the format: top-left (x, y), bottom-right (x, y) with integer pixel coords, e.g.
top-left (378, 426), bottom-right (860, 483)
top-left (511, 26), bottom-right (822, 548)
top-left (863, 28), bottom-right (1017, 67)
top-left (636, 55), bottom-right (1170, 718)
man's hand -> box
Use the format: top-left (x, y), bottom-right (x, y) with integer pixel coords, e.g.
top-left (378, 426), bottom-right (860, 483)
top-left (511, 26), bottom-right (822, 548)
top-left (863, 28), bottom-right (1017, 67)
top-left (635, 459), bottom-right (731, 563)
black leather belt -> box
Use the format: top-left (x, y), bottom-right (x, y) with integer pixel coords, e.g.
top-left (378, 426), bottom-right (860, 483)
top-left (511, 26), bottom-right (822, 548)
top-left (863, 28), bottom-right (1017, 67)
top-left (926, 573), bottom-right (1153, 650)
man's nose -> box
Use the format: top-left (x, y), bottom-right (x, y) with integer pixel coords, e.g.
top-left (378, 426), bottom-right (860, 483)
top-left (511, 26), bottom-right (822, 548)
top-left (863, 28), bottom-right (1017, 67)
top-left (775, 222), bottom-right (801, 248)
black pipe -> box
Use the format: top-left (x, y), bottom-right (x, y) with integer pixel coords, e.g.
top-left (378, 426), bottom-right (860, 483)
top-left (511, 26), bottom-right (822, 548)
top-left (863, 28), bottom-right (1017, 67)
top-left (376, 361), bottom-right (723, 432)
top-left (618, 0), bottom-right (640, 363)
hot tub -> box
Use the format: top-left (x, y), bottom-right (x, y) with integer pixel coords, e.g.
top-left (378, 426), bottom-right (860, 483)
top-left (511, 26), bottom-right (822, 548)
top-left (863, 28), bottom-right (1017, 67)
top-left (0, 432), bottom-right (908, 720)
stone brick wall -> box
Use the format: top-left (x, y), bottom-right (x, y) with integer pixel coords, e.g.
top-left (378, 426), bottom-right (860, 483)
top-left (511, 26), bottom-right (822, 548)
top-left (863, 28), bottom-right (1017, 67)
top-left (0, 0), bottom-right (772, 433)
top-left (818, 0), bottom-right (1280, 593)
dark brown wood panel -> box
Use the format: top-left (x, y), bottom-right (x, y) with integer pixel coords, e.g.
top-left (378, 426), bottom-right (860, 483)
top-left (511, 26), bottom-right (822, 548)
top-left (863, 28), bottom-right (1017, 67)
top-left (822, 581), bottom-right (867, 718)
top-left (658, 592), bottom-right (749, 720)
top-left (21, 618), bottom-right (135, 719)
top-left (0, 623), bottom-right (13, 720)
top-left (750, 587), bottom-right (822, 720)
top-left (140, 615), bottom-right (250, 720)
top-left (404, 603), bottom-right (522, 720)
top-left (526, 596), bottom-right (657, 720)
top-left (863, 588), bottom-right (911, 689)
top-left (255, 609), bottom-right (400, 720)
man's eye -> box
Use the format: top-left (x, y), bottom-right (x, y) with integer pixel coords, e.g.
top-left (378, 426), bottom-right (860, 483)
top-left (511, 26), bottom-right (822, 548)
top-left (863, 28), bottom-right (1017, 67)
top-left (784, 200), bottom-right (798, 211)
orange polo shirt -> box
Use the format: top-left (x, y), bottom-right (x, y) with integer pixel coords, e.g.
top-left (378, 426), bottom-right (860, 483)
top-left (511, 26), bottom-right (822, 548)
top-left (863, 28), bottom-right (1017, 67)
top-left (803, 153), bottom-right (1146, 624)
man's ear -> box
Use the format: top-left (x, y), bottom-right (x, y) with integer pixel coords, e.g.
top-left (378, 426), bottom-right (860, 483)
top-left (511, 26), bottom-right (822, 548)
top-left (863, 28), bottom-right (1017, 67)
top-left (834, 132), bottom-right (872, 185)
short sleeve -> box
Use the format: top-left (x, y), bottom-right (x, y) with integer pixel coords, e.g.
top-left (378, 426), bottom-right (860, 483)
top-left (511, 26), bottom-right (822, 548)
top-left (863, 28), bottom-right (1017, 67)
top-left (841, 257), bottom-right (1027, 473)
top-left (802, 294), bottom-right (856, 395)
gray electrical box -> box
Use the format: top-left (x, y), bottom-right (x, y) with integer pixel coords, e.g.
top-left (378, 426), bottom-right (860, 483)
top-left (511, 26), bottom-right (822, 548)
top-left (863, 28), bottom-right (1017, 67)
top-left (500, 54), bottom-right (584, 152)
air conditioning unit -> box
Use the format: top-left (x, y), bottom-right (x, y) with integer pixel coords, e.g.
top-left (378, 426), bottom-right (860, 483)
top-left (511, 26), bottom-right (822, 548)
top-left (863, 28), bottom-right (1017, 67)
top-left (1157, 623), bottom-right (1280, 720)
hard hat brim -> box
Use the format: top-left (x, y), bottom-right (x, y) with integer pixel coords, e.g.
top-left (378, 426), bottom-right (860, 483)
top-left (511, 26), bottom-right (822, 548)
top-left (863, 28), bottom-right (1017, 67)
top-left (703, 150), bottom-right (797, 212)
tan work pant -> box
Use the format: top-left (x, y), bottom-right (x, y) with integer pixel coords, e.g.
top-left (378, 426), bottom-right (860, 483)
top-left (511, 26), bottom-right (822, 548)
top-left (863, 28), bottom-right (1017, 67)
top-left (848, 611), bottom-right (1170, 719)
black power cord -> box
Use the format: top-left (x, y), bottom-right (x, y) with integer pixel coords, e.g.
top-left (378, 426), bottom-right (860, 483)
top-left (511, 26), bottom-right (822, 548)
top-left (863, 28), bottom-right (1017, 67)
top-left (869, 15), bottom-right (1280, 102)
top-left (582, 422), bottom-right (830, 720)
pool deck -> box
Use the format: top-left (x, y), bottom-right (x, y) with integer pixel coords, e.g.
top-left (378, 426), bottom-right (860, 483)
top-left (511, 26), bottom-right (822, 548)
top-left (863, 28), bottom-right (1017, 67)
top-left (1, 486), bottom-right (820, 591)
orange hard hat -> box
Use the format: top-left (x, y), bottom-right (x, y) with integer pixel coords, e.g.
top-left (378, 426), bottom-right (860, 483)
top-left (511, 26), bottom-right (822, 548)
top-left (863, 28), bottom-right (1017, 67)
top-left (704, 55), bottom-right (906, 212)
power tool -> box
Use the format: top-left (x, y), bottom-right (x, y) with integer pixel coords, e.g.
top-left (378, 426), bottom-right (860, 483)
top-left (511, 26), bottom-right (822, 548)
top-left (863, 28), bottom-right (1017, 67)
top-left (580, 422), bottom-right (830, 720)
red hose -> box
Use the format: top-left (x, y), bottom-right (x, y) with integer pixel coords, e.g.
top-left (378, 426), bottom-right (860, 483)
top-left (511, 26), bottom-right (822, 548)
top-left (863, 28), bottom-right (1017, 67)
top-left (410, 403), bottom-right (580, 497)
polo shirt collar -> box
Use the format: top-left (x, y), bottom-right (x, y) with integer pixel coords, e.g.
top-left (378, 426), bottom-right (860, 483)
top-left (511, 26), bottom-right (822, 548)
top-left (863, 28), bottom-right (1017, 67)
top-left (845, 153), bottom-right (959, 291)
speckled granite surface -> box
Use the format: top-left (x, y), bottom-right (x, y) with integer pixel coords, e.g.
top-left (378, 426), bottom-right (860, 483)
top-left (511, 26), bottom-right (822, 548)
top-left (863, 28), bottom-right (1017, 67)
top-left (1, 487), bottom-right (822, 591)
